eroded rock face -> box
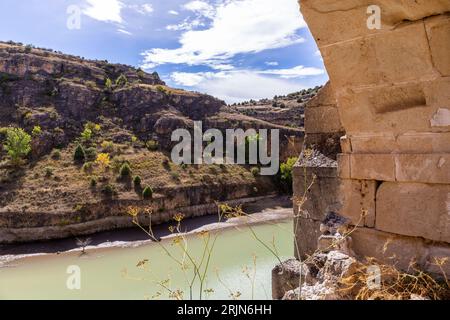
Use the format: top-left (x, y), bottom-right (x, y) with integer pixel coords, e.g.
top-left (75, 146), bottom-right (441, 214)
top-left (296, 0), bottom-right (450, 276)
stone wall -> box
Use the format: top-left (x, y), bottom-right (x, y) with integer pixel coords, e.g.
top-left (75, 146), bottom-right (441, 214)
top-left (296, 0), bottom-right (450, 275)
top-left (293, 82), bottom-right (345, 259)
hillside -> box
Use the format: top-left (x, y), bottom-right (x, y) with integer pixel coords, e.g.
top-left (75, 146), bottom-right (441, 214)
top-left (228, 86), bottom-right (322, 128)
top-left (0, 41), bottom-right (304, 242)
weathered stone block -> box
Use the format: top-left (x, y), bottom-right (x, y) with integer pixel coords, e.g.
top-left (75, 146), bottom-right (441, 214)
top-left (425, 14), bottom-right (450, 76)
top-left (300, 0), bottom-right (450, 47)
top-left (294, 217), bottom-right (322, 260)
top-left (293, 167), bottom-right (340, 221)
top-left (340, 135), bottom-right (352, 153)
top-left (306, 82), bottom-right (336, 107)
top-left (376, 182), bottom-right (450, 242)
top-left (337, 154), bottom-right (350, 179)
top-left (350, 154), bottom-right (395, 181)
top-left (349, 132), bottom-right (450, 154)
top-left (395, 154), bottom-right (450, 184)
top-left (423, 77), bottom-right (450, 111)
top-left (338, 179), bottom-right (376, 227)
top-left (305, 106), bottom-right (343, 134)
top-left (424, 245), bottom-right (450, 278)
top-left (322, 22), bottom-right (435, 90)
top-left (337, 82), bottom-right (444, 135)
top-left (272, 259), bottom-right (311, 300)
top-left (351, 227), bottom-right (427, 271)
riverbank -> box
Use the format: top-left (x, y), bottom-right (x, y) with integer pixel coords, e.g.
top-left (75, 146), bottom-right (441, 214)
top-left (0, 195), bottom-right (293, 266)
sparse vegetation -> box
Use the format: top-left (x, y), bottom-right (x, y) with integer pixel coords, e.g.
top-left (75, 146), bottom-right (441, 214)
top-left (95, 153), bottom-right (110, 171)
top-left (142, 186), bottom-right (153, 199)
top-left (146, 140), bottom-right (159, 151)
top-left (115, 74), bottom-right (128, 87)
top-left (73, 144), bottom-right (86, 162)
top-left (119, 163), bottom-right (132, 178)
top-left (3, 127), bottom-right (32, 165)
top-left (251, 167), bottom-right (260, 177)
top-left (279, 157), bottom-right (297, 193)
top-left (51, 149), bottom-right (61, 160)
top-left (102, 183), bottom-right (115, 197)
top-left (32, 125), bottom-right (42, 137)
top-left (85, 147), bottom-right (97, 162)
top-left (133, 175), bottom-right (142, 187)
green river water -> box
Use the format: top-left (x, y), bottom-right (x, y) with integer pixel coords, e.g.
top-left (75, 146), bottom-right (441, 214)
top-left (0, 219), bottom-right (293, 300)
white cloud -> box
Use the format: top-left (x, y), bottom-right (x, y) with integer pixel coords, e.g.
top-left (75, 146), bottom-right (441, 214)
top-left (183, 0), bottom-right (215, 18)
top-left (117, 28), bottom-right (133, 36)
top-left (141, 4), bottom-right (154, 14)
top-left (83, 0), bottom-right (124, 23)
top-left (166, 18), bottom-right (204, 31)
top-left (265, 61), bottom-right (279, 66)
top-left (142, 0), bottom-right (306, 68)
top-left (168, 10), bottom-right (179, 15)
top-left (259, 65), bottom-right (324, 79)
top-left (169, 67), bottom-right (322, 103)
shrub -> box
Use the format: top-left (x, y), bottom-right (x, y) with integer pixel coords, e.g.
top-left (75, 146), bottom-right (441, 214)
top-left (32, 125), bottom-right (42, 137)
top-left (156, 85), bottom-right (167, 94)
top-left (279, 157), bottom-right (298, 193)
top-left (115, 74), bottom-right (128, 87)
top-left (90, 177), bottom-right (97, 187)
top-left (44, 166), bottom-right (54, 177)
top-left (95, 153), bottom-right (110, 171)
top-left (101, 140), bottom-right (114, 153)
top-left (3, 127), bottom-right (31, 165)
top-left (251, 167), bottom-right (260, 177)
top-left (102, 184), bottom-right (115, 197)
top-left (51, 149), bottom-right (61, 160)
top-left (81, 128), bottom-right (92, 142)
top-left (104, 78), bottom-right (112, 90)
top-left (142, 186), bottom-right (153, 199)
top-left (73, 144), bottom-right (85, 162)
top-left (133, 175), bottom-right (141, 187)
top-left (146, 140), bottom-right (159, 151)
top-left (85, 147), bottom-right (97, 162)
top-left (82, 161), bottom-right (94, 173)
top-left (119, 163), bottom-right (132, 178)
top-left (170, 171), bottom-right (180, 180)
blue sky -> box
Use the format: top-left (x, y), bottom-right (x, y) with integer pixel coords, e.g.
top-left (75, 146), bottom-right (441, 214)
top-left (0, 0), bottom-right (328, 103)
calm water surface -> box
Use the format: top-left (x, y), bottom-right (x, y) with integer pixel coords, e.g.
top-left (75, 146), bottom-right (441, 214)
top-left (0, 219), bottom-right (293, 300)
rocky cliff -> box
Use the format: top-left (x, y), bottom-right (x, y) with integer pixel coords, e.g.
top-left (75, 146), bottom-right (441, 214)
top-left (0, 41), bottom-right (304, 242)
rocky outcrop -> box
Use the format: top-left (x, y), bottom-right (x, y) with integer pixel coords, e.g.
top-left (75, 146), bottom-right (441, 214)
top-left (294, 0), bottom-right (450, 277)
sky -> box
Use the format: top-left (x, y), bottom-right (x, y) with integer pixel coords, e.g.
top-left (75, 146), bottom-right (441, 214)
top-left (0, 0), bottom-right (328, 103)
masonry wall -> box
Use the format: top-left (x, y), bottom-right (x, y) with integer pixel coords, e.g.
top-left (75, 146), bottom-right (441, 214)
top-left (293, 82), bottom-right (345, 259)
top-left (297, 0), bottom-right (450, 275)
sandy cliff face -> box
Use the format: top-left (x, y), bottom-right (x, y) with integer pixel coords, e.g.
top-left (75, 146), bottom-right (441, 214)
top-left (296, 0), bottom-right (450, 275)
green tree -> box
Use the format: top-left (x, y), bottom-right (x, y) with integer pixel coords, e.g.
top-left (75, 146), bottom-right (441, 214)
top-left (105, 78), bottom-right (113, 90)
top-left (73, 144), bottom-right (86, 162)
top-left (3, 127), bottom-right (31, 165)
top-left (279, 157), bottom-right (298, 193)
top-left (142, 186), bottom-right (153, 199)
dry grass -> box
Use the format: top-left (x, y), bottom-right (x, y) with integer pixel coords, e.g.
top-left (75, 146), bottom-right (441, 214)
top-left (339, 257), bottom-right (450, 300)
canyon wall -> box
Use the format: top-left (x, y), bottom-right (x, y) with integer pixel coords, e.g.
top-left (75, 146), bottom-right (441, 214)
top-left (296, 0), bottom-right (450, 275)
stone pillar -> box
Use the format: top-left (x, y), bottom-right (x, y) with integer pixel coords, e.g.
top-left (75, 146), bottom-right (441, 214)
top-left (298, 0), bottom-right (450, 275)
top-left (293, 82), bottom-right (345, 259)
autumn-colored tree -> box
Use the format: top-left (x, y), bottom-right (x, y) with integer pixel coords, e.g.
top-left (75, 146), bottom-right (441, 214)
top-left (95, 153), bottom-right (110, 171)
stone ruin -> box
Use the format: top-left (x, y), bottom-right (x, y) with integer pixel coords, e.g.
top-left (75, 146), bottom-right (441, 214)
top-left (273, 0), bottom-right (450, 299)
